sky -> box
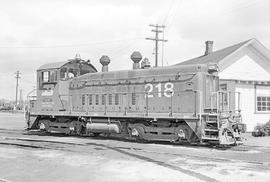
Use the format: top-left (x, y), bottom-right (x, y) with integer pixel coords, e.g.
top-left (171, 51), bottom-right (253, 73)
top-left (0, 0), bottom-right (269, 101)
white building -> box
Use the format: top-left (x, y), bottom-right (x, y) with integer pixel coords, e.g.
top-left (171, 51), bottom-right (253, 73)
top-left (179, 39), bottom-right (270, 131)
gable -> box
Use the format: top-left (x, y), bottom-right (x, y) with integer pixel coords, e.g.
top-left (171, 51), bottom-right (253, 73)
top-left (177, 39), bottom-right (270, 77)
top-left (219, 55), bottom-right (270, 81)
top-left (177, 39), bottom-right (251, 66)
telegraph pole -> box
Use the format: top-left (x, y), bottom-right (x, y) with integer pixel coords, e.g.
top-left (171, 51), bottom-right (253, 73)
top-left (14, 71), bottom-right (21, 109)
top-left (146, 24), bottom-right (168, 67)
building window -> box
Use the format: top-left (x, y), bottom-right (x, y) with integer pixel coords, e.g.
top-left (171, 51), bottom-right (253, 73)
top-left (108, 94), bottom-right (112, 105)
top-left (257, 96), bottom-right (270, 112)
top-left (95, 95), bottom-right (99, 105)
top-left (82, 95), bottom-right (85, 105)
top-left (115, 94), bottom-right (119, 105)
top-left (132, 93), bottom-right (136, 105)
top-left (88, 94), bottom-right (92, 105)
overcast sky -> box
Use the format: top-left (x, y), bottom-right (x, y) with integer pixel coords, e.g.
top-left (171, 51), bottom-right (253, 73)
top-left (0, 0), bottom-right (269, 100)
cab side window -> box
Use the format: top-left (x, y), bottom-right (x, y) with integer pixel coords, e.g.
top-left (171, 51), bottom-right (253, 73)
top-left (42, 71), bottom-right (50, 82)
top-left (68, 68), bottom-right (78, 78)
top-left (60, 68), bottom-right (68, 80)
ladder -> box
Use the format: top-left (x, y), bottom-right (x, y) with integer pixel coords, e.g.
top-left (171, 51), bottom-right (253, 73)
top-left (202, 114), bottom-right (220, 143)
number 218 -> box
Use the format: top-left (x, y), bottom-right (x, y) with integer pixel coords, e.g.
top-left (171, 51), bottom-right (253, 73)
top-left (145, 82), bottom-right (174, 98)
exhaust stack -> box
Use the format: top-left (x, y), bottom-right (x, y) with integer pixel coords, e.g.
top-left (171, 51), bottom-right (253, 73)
top-left (205, 41), bottom-right (214, 55)
top-left (130, 51), bottom-right (142, 70)
top-left (99, 55), bottom-right (111, 72)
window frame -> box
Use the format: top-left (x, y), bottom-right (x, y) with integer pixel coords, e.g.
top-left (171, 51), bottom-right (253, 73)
top-left (255, 85), bottom-right (270, 114)
top-left (42, 71), bottom-right (50, 83)
top-left (256, 96), bottom-right (270, 113)
top-left (60, 67), bottom-right (68, 80)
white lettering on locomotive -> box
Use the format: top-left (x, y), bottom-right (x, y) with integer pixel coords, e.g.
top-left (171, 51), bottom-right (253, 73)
top-left (41, 90), bottom-right (54, 96)
top-left (145, 82), bottom-right (174, 98)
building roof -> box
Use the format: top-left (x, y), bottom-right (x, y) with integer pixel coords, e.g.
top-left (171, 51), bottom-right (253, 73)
top-left (38, 61), bottom-right (67, 70)
top-left (177, 39), bottom-right (253, 65)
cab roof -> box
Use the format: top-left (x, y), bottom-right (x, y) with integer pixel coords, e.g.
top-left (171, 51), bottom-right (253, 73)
top-left (38, 61), bottom-right (67, 71)
top-left (38, 61), bottom-right (97, 72)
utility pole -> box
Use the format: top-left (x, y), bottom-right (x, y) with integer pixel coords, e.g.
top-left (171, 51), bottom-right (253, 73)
top-left (14, 71), bottom-right (21, 109)
top-left (19, 89), bottom-right (23, 110)
top-left (146, 24), bottom-right (168, 67)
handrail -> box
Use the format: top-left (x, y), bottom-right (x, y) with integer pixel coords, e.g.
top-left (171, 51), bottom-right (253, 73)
top-left (74, 73), bottom-right (196, 83)
top-left (198, 90), bottom-right (202, 125)
top-left (211, 91), bottom-right (241, 114)
top-left (58, 94), bottom-right (72, 111)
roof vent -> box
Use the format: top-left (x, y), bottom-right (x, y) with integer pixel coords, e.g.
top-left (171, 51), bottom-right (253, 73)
top-left (130, 51), bottom-right (142, 70)
top-left (75, 53), bottom-right (81, 60)
top-left (141, 58), bottom-right (151, 69)
top-left (99, 55), bottom-right (111, 72)
top-left (205, 41), bottom-right (214, 55)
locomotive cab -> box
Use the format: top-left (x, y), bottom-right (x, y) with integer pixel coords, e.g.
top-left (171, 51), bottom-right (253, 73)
top-left (34, 56), bottom-right (97, 114)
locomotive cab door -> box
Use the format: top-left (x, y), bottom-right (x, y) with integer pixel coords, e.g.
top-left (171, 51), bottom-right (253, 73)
top-left (58, 66), bottom-right (79, 111)
top-left (37, 69), bottom-right (59, 112)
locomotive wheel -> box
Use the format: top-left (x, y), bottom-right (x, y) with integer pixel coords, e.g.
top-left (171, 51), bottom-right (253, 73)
top-left (38, 120), bottom-right (49, 132)
top-left (92, 133), bottom-right (100, 137)
top-left (128, 124), bottom-right (146, 142)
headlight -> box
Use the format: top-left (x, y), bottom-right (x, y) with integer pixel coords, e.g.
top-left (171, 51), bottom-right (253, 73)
top-left (208, 64), bottom-right (218, 73)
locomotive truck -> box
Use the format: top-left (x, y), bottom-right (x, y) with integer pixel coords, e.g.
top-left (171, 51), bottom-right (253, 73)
top-left (26, 52), bottom-right (244, 145)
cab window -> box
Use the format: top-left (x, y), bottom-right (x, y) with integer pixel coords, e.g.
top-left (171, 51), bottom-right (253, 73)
top-left (42, 71), bottom-right (49, 82)
top-left (41, 70), bottom-right (57, 84)
top-left (60, 68), bottom-right (67, 80)
top-left (68, 68), bottom-right (78, 78)
top-left (50, 71), bottom-right (57, 82)
top-left (60, 67), bottom-right (79, 80)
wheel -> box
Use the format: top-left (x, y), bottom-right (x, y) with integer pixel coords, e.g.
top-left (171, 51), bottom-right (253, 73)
top-left (92, 133), bottom-right (100, 137)
top-left (128, 125), bottom-right (146, 142)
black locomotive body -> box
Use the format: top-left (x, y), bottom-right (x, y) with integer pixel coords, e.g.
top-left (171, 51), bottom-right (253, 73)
top-left (26, 53), bottom-right (244, 145)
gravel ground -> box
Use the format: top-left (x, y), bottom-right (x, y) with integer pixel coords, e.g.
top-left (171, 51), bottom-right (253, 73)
top-left (0, 112), bottom-right (270, 182)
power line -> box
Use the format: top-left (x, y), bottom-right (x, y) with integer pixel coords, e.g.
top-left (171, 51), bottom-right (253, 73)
top-left (161, 29), bottom-right (166, 67)
top-left (161, 0), bottom-right (176, 67)
top-left (146, 24), bottom-right (168, 67)
top-left (0, 37), bottom-right (143, 49)
top-left (166, 0), bottom-right (183, 31)
top-left (163, 0), bottom-right (176, 25)
top-left (110, 39), bottom-right (137, 59)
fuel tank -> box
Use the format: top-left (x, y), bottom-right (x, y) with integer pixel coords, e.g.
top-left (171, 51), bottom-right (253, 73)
top-left (86, 123), bottom-right (120, 134)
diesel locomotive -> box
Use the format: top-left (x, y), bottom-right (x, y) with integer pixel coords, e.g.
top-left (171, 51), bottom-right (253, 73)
top-left (26, 52), bottom-right (244, 145)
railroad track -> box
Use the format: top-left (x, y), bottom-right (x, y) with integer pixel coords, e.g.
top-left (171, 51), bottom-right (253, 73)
top-left (0, 128), bottom-right (270, 182)
top-left (1, 136), bottom-right (270, 166)
top-left (0, 135), bottom-right (219, 182)
top-left (0, 128), bottom-right (270, 165)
